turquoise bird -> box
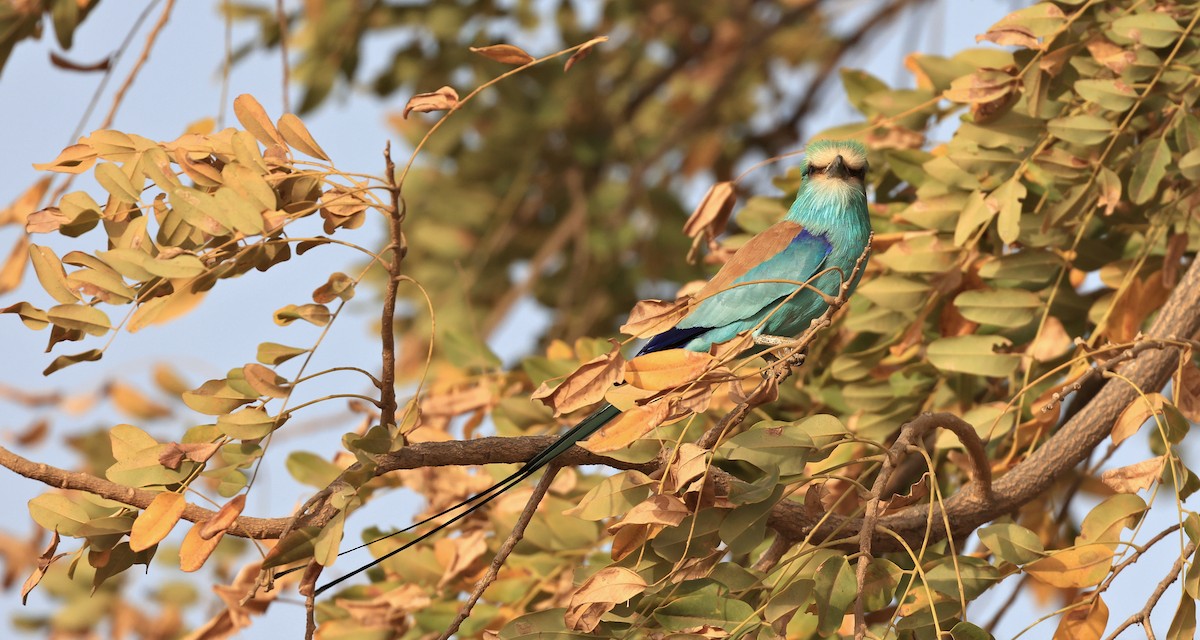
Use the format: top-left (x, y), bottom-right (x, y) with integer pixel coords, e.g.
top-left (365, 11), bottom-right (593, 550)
top-left (313, 139), bottom-right (872, 594)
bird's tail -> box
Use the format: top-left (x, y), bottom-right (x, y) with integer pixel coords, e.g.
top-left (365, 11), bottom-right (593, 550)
top-left (308, 402), bottom-right (623, 596)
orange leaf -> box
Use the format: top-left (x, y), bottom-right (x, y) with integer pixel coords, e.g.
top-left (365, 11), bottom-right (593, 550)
top-left (620, 298), bottom-right (692, 339)
top-left (109, 381), bottom-right (171, 420)
top-left (1177, 359), bottom-right (1200, 422)
top-left (532, 341), bottom-right (625, 416)
top-left (403, 86), bottom-right (459, 119)
top-left (624, 350), bottom-right (715, 391)
top-left (565, 567), bottom-right (647, 632)
top-left (199, 494), bottom-right (245, 540)
top-left (564, 36), bottom-right (607, 73)
top-left (1024, 544), bottom-right (1113, 589)
top-left (243, 363), bottom-right (289, 399)
top-left (232, 94), bottom-right (283, 147)
top-left (32, 144), bottom-right (97, 174)
top-left (180, 519), bottom-right (225, 572)
top-left (582, 403), bottom-right (668, 453)
top-left (1053, 593), bottom-right (1108, 640)
top-left (130, 492), bottom-right (186, 552)
top-left (682, 181), bottom-right (735, 239)
top-left (1099, 456), bottom-right (1165, 494)
top-left (469, 44), bottom-right (534, 65)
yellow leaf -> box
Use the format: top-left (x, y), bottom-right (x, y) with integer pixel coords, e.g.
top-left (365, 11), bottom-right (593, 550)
top-left (32, 143), bottom-right (97, 174)
top-left (232, 94), bottom-right (283, 147)
top-left (581, 403), bottom-right (668, 454)
top-left (109, 381), bottom-right (171, 420)
top-left (129, 492), bottom-right (186, 552)
top-left (1111, 392), bottom-right (1169, 445)
top-left (682, 181), bottom-right (735, 239)
top-left (28, 244), bottom-right (80, 304)
top-left (277, 113), bottom-right (330, 161)
top-left (1054, 594), bottom-right (1108, 640)
top-left (624, 349), bottom-right (715, 391)
top-left (180, 519), bottom-right (225, 572)
top-left (1025, 544), bottom-right (1113, 588)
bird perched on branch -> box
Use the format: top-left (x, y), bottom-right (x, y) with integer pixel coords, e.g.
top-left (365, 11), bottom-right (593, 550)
top-left (312, 139), bottom-right (872, 594)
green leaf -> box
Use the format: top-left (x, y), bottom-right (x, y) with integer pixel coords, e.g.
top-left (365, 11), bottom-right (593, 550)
top-left (182, 380), bottom-right (256, 415)
top-left (1128, 137), bottom-right (1171, 205)
top-left (1078, 493), bottom-right (1146, 545)
top-left (951, 621), bottom-right (995, 640)
top-left (861, 558), bottom-right (902, 611)
top-left (927, 335), bottom-right (1019, 377)
top-left (257, 342), bottom-right (309, 365)
top-left (1048, 115), bottom-right (1114, 145)
top-left (721, 423), bottom-right (815, 477)
top-left (1180, 148), bottom-right (1200, 181)
top-left (94, 162), bottom-right (142, 203)
top-left (1075, 79), bottom-right (1137, 112)
top-left (988, 178), bottom-right (1026, 244)
top-left (856, 275), bottom-right (930, 311)
top-left (285, 451), bottom-right (344, 489)
top-left (1110, 12), bottom-right (1183, 48)
top-left (273, 303), bottom-right (331, 326)
top-left (47, 304), bottom-right (111, 336)
top-left (216, 407), bottom-right (276, 440)
top-left (954, 288), bottom-right (1042, 328)
top-left (562, 471), bottom-right (654, 521)
top-left (812, 556), bottom-right (856, 636)
top-left (28, 494), bottom-right (92, 537)
top-left (979, 522), bottom-right (1045, 565)
top-left (653, 581), bottom-right (758, 633)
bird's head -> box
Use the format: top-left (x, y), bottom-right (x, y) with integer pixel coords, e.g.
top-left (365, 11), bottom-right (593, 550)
top-left (801, 140), bottom-right (869, 199)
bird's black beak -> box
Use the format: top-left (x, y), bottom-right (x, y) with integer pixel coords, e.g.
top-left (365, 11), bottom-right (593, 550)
top-left (825, 154), bottom-right (849, 179)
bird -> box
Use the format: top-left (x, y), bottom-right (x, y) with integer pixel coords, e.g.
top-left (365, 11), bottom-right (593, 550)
top-left (310, 139), bottom-right (872, 595)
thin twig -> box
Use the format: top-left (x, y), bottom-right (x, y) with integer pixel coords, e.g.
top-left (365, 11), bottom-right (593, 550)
top-left (275, 0), bottom-right (291, 113)
top-left (379, 143), bottom-right (403, 430)
top-left (437, 465), bottom-right (561, 640)
top-left (1102, 541), bottom-right (1197, 640)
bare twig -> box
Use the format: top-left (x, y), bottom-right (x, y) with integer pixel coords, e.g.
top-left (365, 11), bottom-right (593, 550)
top-left (379, 143), bottom-right (404, 430)
top-left (437, 465), bottom-right (561, 640)
top-left (1102, 541), bottom-right (1197, 640)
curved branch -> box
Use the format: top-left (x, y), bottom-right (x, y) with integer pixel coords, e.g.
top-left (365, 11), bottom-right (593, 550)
top-left (770, 256), bottom-right (1200, 550)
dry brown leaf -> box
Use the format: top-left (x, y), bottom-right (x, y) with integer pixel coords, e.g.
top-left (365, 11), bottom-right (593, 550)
top-left (564, 36), bottom-right (607, 73)
top-left (1177, 363), bottom-right (1200, 423)
top-left (436, 529), bottom-right (488, 589)
top-left (532, 341), bottom-right (625, 416)
top-left (608, 494), bottom-right (689, 532)
top-left (682, 181), bottom-right (735, 240)
top-left (159, 441), bottom-right (221, 469)
top-left (130, 492), bottom-right (186, 552)
top-left (15, 418), bottom-right (49, 446)
top-left (199, 494), bottom-right (246, 540)
top-left (1163, 232), bottom-right (1188, 287)
top-left (882, 472), bottom-right (930, 513)
top-left (1099, 456), bottom-right (1166, 494)
top-left (0, 176), bottom-right (51, 226)
top-left (624, 350), bottom-right (716, 391)
top-left (1028, 316), bottom-right (1072, 362)
top-left (402, 86), bottom-right (460, 119)
top-left (232, 94), bottom-right (283, 147)
top-left (666, 443), bottom-right (709, 492)
top-left (242, 363), bottom-right (289, 399)
top-left (469, 43), bottom-right (535, 65)
top-left (20, 530), bottom-right (63, 604)
top-left (1086, 36), bottom-right (1135, 74)
top-left (620, 298), bottom-right (692, 339)
top-left (565, 567), bottom-right (648, 632)
top-left (180, 519), bottom-right (225, 572)
top-left (1111, 392), bottom-right (1169, 445)
top-left (422, 383), bottom-right (494, 417)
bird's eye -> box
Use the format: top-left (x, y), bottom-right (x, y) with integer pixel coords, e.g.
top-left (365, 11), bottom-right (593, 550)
top-left (805, 164), bottom-right (821, 176)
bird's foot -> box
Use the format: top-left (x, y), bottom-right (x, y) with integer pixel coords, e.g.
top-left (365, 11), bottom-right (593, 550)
top-left (755, 334), bottom-right (807, 377)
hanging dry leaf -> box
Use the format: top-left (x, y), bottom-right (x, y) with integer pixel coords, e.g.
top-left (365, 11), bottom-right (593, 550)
top-left (199, 494), bottom-right (246, 540)
top-left (532, 341), bottom-right (625, 416)
top-left (1111, 392), bottom-right (1168, 445)
top-left (608, 494), bottom-right (689, 532)
top-left (469, 44), bottom-right (535, 65)
top-left (620, 298), bottom-right (692, 339)
top-left (436, 529), bottom-right (488, 588)
top-left (180, 519), bottom-right (225, 572)
top-left (20, 530), bottom-right (63, 604)
top-left (565, 566), bottom-right (648, 632)
top-left (0, 235), bottom-right (29, 295)
top-left (682, 181), bottom-right (735, 240)
top-left (624, 349), bottom-right (716, 391)
top-left (129, 492), bottom-right (187, 552)
top-left (564, 36), bottom-right (607, 73)
top-left (1099, 456), bottom-right (1166, 494)
top-left (1177, 363), bottom-right (1200, 422)
top-left (1053, 593), bottom-right (1108, 640)
top-left (882, 472), bottom-right (930, 513)
top-left (402, 86), bottom-right (460, 119)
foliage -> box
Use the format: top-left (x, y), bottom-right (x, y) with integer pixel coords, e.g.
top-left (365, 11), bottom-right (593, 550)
top-left (1, 1), bottom-right (1200, 640)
